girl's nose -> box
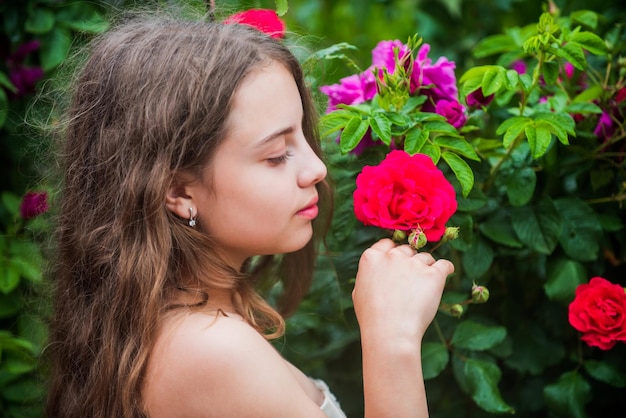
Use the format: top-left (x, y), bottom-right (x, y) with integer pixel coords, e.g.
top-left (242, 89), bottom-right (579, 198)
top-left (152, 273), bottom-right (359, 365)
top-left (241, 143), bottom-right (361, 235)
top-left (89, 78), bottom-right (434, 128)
top-left (298, 146), bottom-right (327, 188)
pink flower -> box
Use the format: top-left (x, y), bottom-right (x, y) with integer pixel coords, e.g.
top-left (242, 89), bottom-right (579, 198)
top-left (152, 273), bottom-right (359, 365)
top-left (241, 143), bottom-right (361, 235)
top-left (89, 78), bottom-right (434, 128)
top-left (435, 99), bottom-right (467, 128)
top-left (20, 191), bottom-right (48, 220)
top-left (568, 277), bottom-right (626, 350)
top-left (411, 44), bottom-right (459, 105)
top-left (319, 71), bottom-right (376, 112)
top-left (371, 40), bottom-right (410, 75)
top-left (224, 9), bottom-right (286, 39)
top-left (510, 60), bottom-right (527, 75)
top-left (594, 111), bottom-right (614, 140)
top-left (353, 150), bottom-right (457, 241)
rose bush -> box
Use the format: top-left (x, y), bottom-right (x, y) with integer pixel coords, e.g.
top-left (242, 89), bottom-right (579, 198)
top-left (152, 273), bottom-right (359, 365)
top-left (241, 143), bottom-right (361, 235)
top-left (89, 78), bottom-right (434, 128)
top-left (353, 150), bottom-right (457, 241)
top-left (569, 277), bottom-right (626, 350)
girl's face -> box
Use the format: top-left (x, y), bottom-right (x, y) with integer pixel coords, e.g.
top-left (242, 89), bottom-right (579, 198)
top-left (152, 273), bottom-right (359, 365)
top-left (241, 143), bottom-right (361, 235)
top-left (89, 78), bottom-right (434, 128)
top-left (189, 61), bottom-right (327, 268)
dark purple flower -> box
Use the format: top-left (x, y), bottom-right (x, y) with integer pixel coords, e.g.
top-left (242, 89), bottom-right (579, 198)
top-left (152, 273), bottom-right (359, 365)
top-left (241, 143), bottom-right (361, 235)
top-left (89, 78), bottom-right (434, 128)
top-left (466, 88), bottom-right (494, 108)
top-left (20, 191), bottom-right (49, 220)
top-left (4, 39), bottom-right (44, 98)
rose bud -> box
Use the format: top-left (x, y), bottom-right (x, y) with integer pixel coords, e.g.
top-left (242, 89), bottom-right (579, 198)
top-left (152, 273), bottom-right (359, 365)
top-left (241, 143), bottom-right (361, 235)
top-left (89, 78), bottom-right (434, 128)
top-left (441, 226), bottom-right (460, 242)
top-left (450, 304), bottom-right (464, 318)
top-left (392, 229), bottom-right (407, 242)
top-left (471, 284), bottom-right (490, 304)
top-left (408, 228), bottom-right (427, 250)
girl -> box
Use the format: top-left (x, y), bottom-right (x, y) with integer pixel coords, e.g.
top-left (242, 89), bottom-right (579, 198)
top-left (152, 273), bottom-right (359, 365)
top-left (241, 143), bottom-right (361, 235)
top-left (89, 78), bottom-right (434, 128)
top-left (44, 15), bottom-right (453, 418)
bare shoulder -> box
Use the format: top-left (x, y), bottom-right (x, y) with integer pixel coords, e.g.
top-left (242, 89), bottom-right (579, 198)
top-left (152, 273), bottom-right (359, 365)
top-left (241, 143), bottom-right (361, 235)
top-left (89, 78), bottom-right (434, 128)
top-left (143, 312), bottom-right (325, 418)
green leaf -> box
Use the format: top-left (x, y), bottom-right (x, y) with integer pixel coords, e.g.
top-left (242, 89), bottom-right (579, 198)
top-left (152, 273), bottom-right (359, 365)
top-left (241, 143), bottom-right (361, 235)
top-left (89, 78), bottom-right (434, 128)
top-left (441, 152), bottom-right (474, 197)
top-left (473, 34), bottom-right (517, 58)
top-left (542, 61), bottom-right (559, 86)
top-left (511, 198), bottom-right (562, 254)
top-left (404, 126), bottom-right (428, 155)
top-left (571, 10), bottom-right (599, 30)
top-left (544, 258), bottom-right (587, 302)
top-left (369, 113), bottom-right (391, 145)
top-left (525, 121), bottom-right (553, 159)
top-left (0, 71), bottom-right (16, 92)
top-left (339, 116), bottom-right (369, 153)
top-left (464, 359), bottom-right (515, 414)
top-left (479, 215), bottom-right (523, 248)
top-left (422, 342), bottom-right (449, 379)
top-left (554, 43), bottom-right (586, 70)
top-left (482, 67), bottom-right (506, 96)
top-left (505, 166), bottom-right (536, 207)
top-left (497, 116), bottom-right (528, 148)
top-left (564, 102), bottom-right (603, 115)
top-left (435, 137), bottom-right (480, 161)
top-left (462, 235), bottom-right (494, 278)
top-left (59, 11), bottom-right (109, 34)
top-left (25, 7), bottom-right (55, 34)
top-left (505, 323), bottom-right (565, 374)
top-left (0, 265), bottom-right (21, 294)
top-left (544, 371), bottom-right (591, 418)
top-left (40, 27), bottom-right (72, 71)
top-left (9, 257), bottom-right (42, 283)
top-left (319, 110), bottom-right (352, 138)
top-left (583, 360), bottom-right (626, 388)
top-left (275, 0), bottom-right (288, 16)
top-left (452, 321), bottom-right (507, 351)
top-left (568, 31), bottom-right (608, 56)
top-left (420, 142), bottom-right (441, 163)
top-left (553, 198), bottom-right (603, 261)
top-left (573, 84), bottom-right (603, 103)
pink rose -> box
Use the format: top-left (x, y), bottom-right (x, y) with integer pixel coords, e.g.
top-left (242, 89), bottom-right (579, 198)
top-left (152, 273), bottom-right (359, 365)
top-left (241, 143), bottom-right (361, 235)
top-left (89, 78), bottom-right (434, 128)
top-left (319, 71), bottom-right (377, 112)
top-left (435, 99), bottom-right (467, 128)
top-left (568, 277), bottom-right (626, 350)
top-left (223, 9), bottom-right (286, 39)
top-left (353, 150), bottom-right (457, 241)
top-left (20, 191), bottom-right (49, 220)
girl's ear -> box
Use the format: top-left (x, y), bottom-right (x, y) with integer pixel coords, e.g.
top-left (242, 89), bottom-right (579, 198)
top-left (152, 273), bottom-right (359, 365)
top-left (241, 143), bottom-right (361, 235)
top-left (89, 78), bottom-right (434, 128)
top-left (166, 180), bottom-right (194, 220)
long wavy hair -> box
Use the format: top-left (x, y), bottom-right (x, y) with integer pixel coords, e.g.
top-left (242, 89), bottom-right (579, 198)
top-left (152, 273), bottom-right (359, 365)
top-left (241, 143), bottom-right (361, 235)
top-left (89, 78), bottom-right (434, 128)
top-left (44, 17), bottom-right (331, 418)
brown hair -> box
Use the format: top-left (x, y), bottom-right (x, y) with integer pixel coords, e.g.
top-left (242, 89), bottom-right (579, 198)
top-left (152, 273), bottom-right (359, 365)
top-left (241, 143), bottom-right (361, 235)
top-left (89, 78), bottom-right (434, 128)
top-left (44, 17), bottom-right (331, 418)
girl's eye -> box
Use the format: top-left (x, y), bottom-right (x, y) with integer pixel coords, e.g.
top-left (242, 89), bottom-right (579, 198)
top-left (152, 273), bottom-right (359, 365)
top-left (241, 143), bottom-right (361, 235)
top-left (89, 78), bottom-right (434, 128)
top-left (267, 150), bottom-right (293, 166)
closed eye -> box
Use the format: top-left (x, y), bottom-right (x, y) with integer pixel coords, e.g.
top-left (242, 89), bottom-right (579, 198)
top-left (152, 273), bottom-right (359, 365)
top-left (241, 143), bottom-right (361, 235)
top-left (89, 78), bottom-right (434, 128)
top-left (267, 150), bottom-right (293, 166)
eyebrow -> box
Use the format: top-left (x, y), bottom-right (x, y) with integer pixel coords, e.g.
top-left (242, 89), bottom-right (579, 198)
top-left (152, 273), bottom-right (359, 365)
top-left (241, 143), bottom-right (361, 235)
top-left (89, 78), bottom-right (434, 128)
top-left (254, 126), bottom-right (295, 148)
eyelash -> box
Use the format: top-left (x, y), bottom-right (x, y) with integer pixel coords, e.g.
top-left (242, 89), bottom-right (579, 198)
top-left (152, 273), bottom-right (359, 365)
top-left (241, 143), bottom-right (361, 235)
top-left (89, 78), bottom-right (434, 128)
top-left (267, 150), bottom-right (293, 166)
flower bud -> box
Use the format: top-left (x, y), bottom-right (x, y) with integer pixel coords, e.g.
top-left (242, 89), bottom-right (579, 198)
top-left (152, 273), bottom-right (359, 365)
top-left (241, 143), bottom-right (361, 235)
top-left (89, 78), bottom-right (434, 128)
top-left (441, 226), bottom-right (460, 242)
top-left (471, 284), bottom-right (490, 304)
top-left (392, 229), bottom-right (407, 242)
top-left (408, 228), bottom-right (427, 250)
top-left (450, 304), bottom-right (464, 318)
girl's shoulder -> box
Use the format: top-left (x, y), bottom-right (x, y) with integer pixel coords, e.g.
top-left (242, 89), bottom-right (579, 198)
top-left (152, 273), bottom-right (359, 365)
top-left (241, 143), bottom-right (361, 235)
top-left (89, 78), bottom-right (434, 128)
top-left (142, 311), bottom-right (326, 417)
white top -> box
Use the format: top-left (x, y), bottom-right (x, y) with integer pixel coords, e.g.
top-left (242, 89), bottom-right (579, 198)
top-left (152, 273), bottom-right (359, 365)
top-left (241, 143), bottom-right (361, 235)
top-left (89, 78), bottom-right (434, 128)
top-left (311, 378), bottom-right (348, 418)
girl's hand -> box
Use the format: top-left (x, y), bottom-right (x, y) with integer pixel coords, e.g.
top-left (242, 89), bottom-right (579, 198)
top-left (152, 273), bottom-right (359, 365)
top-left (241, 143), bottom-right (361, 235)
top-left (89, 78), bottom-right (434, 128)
top-left (352, 238), bottom-right (454, 344)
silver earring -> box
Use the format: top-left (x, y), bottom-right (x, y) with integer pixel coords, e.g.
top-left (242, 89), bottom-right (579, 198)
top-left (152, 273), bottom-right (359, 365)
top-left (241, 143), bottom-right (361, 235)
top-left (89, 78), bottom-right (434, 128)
top-left (188, 207), bottom-right (197, 227)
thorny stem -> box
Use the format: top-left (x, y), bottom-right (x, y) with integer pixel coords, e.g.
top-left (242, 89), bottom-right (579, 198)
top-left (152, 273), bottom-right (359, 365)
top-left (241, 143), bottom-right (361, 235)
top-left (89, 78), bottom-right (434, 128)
top-left (432, 318), bottom-right (448, 348)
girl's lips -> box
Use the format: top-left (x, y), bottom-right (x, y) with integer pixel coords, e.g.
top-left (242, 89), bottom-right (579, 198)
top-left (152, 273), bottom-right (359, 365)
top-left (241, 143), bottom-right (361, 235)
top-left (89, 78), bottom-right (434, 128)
top-left (296, 204), bottom-right (319, 219)
top-left (297, 196), bottom-right (319, 219)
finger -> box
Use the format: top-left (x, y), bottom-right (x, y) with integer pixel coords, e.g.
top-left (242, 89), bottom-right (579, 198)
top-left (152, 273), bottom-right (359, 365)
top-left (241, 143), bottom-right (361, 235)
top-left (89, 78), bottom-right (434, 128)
top-left (370, 238), bottom-right (396, 252)
top-left (432, 258), bottom-right (455, 276)
top-left (392, 244), bottom-right (417, 257)
top-left (413, 252), bottom-right (436, 265)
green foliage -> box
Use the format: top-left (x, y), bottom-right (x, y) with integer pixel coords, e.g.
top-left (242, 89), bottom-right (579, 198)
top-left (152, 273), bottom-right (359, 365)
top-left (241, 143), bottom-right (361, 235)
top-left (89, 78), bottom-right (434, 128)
top-left (280, 1), bottom-right (626, 417)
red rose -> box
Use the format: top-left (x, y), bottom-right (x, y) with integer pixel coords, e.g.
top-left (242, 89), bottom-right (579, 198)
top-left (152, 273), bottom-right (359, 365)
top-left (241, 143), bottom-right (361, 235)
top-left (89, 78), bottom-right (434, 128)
top-left (568, 277), bottom-right (626, 350)
top-left (224, 9), bottom-right (286, 39)
top-left (353, 150), bottom-right (457, 241)
top-left (19, 191), bottom-right (48, 220)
